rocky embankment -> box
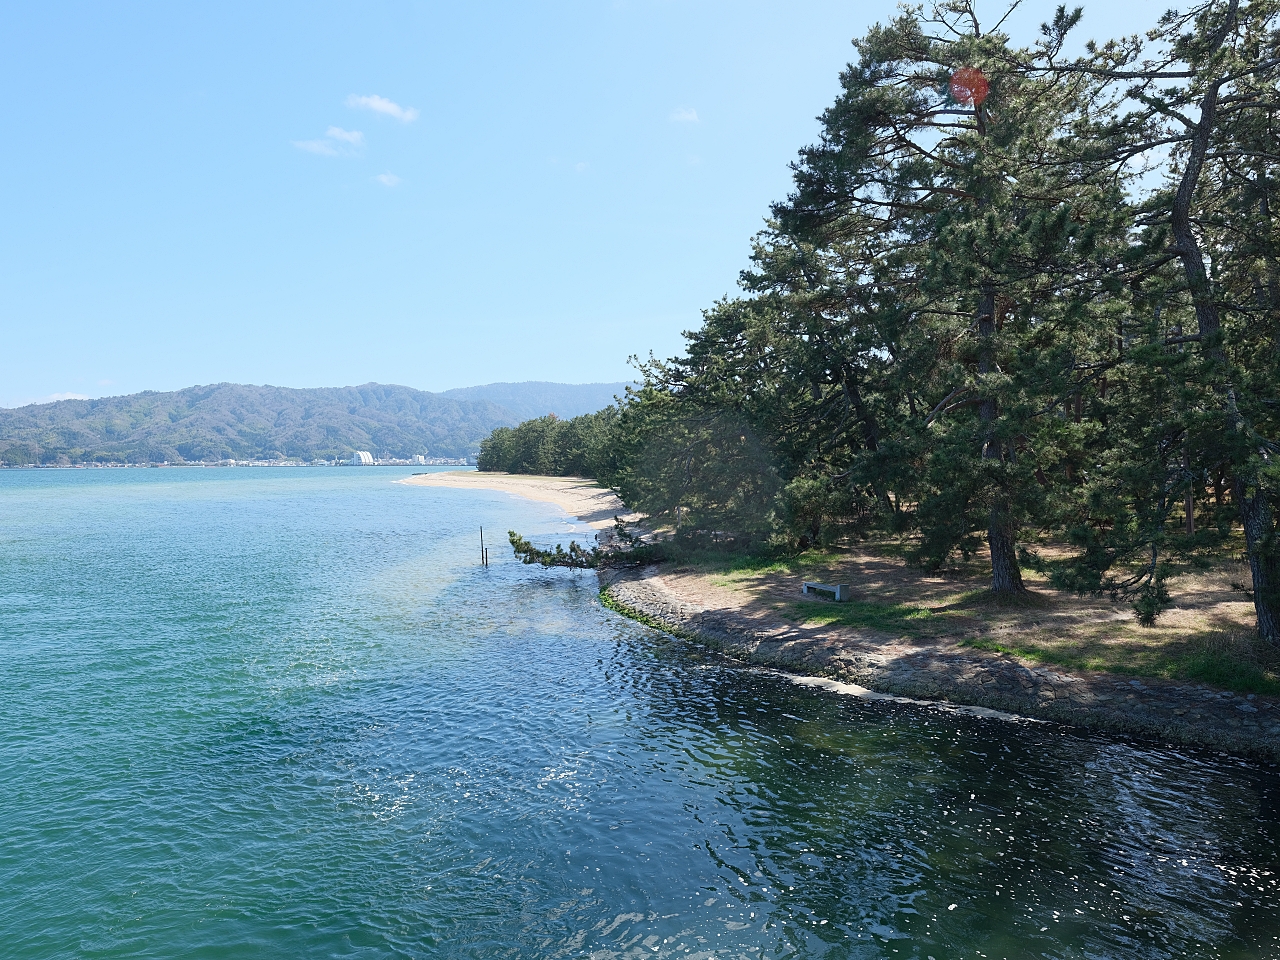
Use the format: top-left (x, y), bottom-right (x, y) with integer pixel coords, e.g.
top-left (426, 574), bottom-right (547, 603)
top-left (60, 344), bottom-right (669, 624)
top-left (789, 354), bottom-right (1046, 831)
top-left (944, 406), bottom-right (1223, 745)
top-left (601, 566), bottom-right (1280, 762)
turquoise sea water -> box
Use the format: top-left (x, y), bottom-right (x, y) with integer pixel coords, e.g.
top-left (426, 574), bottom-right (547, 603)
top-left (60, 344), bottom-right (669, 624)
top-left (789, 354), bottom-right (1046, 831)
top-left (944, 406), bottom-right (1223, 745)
top-left (0, 467), bottom-right (1276, 959)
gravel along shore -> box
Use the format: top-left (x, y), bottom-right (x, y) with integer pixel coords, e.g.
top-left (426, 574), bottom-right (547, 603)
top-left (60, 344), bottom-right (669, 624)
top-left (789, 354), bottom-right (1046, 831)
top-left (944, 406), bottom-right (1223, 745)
top-left (600, 566), bottom-right (1280, 762)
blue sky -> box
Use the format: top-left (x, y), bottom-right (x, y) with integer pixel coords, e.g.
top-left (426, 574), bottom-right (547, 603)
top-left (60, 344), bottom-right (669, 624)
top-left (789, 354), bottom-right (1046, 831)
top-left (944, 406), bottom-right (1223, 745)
top-left (1, 0), bottom-right (1163, 408)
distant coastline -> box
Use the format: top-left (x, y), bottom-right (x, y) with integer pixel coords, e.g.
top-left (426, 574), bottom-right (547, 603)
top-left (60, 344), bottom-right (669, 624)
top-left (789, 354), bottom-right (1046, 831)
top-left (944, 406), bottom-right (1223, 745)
top-left (0, 380), bottom-right (624, 467)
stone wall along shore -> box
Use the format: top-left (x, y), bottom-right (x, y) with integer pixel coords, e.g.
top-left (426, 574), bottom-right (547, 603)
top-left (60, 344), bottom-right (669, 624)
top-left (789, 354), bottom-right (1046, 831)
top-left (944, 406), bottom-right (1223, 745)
top-left (600, 567), bottom-right (1280, 762)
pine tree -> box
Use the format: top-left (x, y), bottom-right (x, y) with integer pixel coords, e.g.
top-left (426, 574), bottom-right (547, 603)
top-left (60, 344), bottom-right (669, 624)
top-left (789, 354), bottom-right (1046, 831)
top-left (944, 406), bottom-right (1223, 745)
top-left (771, 1), bottom-right (1128, 592)
top-left (1065, 0), bottom-right (1280, 639)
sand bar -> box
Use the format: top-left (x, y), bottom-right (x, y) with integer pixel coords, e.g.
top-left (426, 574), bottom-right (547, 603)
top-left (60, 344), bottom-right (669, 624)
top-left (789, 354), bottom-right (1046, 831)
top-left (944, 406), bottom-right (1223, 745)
top-left (400, 471), bottom-right (641, 530)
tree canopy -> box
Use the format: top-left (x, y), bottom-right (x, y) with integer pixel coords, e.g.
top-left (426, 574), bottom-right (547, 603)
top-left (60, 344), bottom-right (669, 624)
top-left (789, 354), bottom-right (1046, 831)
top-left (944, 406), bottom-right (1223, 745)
top-left (486, 0), bottom-right (1280, 643)
top-left (477, 407), bottom-right (620, 478)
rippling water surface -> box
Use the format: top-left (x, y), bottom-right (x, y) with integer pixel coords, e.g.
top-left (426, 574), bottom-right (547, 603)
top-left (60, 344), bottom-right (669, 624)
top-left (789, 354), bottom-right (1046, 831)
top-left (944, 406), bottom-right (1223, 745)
top-left (0, 468), bottom-right (1276, 959)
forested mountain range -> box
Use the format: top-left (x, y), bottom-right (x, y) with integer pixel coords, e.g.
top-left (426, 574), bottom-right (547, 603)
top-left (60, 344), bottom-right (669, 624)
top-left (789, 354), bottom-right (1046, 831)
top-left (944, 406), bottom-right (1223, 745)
top-left (0, 381), bottom-right (620, 465)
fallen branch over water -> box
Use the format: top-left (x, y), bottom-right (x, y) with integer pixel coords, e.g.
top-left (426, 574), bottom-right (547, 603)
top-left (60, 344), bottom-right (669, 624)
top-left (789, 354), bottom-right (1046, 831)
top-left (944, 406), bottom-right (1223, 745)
top-left (508, 530), bottom-right (601, 568)
top-left (508, 518), bottom-right (666, 569)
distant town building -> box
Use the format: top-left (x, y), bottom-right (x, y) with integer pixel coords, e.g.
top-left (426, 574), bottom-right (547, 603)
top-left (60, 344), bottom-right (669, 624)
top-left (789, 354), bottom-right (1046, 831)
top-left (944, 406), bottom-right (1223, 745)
top-left (413, 455), bottom-right (426, 464)
top-left (351, 451), bottom-right (374, 465)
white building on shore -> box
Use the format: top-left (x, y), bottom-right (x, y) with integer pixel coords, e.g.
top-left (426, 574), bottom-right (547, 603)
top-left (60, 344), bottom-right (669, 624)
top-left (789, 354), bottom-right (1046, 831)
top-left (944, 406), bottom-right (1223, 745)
top-left (351, 451), bottom-right (374, 465)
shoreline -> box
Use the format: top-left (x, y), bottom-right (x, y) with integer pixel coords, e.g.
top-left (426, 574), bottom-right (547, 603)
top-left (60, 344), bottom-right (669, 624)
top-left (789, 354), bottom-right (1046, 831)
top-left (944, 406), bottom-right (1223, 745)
top-left (400, 471), bottom-right (1278, 761)
top-left (398, 470), bottom-right (641, 530)
top-left (599, 567), bottom-right (1280, 762)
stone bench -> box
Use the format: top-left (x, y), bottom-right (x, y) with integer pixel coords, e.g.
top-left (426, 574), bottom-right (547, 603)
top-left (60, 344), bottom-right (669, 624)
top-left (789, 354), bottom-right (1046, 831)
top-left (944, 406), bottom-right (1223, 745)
top-left (802, 581), bottom-right (850, 602)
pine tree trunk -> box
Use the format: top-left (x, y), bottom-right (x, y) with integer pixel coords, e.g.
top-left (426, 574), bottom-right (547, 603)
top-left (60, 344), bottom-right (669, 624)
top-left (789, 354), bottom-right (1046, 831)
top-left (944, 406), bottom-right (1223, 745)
top-left (978, 284), bottom-right (1026, 594)
top-left (988, 505), bottom-right (1025, 594)
top-left (1235, 476), bottom-right (1280, 644)
top-left (1166, 9), bottom-right (1276, 641)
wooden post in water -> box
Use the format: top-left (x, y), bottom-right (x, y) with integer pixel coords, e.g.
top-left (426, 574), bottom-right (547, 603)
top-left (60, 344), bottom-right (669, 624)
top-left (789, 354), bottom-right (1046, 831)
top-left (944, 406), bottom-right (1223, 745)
top-left (480, 526), bottom-right (486, 566)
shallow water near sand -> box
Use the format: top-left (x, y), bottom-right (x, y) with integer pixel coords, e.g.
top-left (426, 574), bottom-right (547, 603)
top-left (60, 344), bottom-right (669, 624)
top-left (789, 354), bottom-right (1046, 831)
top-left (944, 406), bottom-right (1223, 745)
top-left (1, 467), bottom-right (1277, 959)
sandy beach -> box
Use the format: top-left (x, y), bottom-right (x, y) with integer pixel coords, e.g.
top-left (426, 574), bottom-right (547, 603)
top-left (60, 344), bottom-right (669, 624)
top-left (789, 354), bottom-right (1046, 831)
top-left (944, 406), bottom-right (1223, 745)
top-left (399, 471), bottom-right (641, 530)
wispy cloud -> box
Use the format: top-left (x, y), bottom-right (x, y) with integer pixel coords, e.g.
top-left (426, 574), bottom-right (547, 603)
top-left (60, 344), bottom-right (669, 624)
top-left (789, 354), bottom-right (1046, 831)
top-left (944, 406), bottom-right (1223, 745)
top-left (670, 106), bottom-right (698, 123)
top-left (347, 94), bottom-right (419, 123)
top-left (292, 126), bottom-right (364, 156)
top-left (375, 172), bottom-right (401, 187)
top-left (326, 126), bottom-right (364, 145)
top-left (293, 138), bottom-right (338, 155)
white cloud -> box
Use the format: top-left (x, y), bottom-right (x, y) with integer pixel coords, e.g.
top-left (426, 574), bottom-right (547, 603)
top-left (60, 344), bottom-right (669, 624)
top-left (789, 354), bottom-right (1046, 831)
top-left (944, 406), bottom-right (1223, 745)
top-left (326, 126), bottom-right (364, 145)
top-left (346, 94), bottom-right (419, 123)
top-left (293, 126), bottom-right (365, 156)
top-left (375, 172), bottom-right (401, 187)
top-left (293, 138), bottom-right (338, 155)
top-left (670, 107), bottom-right (698, 123)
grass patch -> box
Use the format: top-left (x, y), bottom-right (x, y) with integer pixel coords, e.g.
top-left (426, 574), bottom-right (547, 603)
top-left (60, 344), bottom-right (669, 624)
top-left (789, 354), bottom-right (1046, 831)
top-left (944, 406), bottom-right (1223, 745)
top-left (1175, 634), bottom-right (1280, 695)
top-left (695, 549), bottom-right (840, 586)
top-left (947, 588), bottom-right (1057, 612)
top-left (782, 599), bottom-right (941, 636)
top-left (960, 637), bottom-right (1123, 674)
top-left (961, 633), bottom-right (1280, 696)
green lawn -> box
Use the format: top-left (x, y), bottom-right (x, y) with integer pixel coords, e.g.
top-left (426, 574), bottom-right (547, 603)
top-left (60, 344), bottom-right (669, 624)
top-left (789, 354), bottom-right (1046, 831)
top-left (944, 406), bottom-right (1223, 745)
top-left (780, 599), bottom-right (944, 636)
top-left (961, 634), bottom-right (1280, 697)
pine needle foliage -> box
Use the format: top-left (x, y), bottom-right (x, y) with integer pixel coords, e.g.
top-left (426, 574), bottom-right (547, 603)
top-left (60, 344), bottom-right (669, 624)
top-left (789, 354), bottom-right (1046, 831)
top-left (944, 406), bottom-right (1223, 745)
top-left (492, 0), bottom-right (1280, 641)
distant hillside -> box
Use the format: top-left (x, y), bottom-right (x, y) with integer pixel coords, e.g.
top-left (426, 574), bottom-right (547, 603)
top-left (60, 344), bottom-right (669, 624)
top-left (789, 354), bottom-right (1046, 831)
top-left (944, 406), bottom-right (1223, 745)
top-left (440, 381), bottom-right (629, 421)
top-left (0, 383), bottom-right (520, 465)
